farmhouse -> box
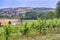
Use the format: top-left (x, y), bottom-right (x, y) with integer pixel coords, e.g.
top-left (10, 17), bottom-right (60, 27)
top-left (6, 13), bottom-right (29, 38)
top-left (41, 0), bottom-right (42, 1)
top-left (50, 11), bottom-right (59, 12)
top-left (0, 19), bottom-right (20, 25)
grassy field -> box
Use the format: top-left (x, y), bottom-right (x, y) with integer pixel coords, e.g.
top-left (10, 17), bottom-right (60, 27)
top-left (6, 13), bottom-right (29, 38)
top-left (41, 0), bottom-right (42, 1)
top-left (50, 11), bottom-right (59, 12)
top-left (22, 20), bottom-right (37, 22)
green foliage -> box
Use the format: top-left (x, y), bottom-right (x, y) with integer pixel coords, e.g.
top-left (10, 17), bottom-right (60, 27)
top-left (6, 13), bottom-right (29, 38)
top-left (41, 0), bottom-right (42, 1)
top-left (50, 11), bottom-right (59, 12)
top-left (0, 18), bottom-right (60, 40)
top-left (47, 11), bottom-right (57, 19)
top-left (56, 1), bottom-right (60, 18)
top-left (0, 27), bottom-right (6, 40)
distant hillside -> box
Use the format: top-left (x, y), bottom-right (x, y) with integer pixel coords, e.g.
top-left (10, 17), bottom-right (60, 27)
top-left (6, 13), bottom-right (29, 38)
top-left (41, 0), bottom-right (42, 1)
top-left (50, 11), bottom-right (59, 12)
top-left (0, 7), bottom-right (55, 18)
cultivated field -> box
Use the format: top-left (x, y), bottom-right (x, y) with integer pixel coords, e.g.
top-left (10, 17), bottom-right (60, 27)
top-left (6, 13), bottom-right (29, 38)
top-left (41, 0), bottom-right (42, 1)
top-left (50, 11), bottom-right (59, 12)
top-left (0, 18), bottom-right (60, 40)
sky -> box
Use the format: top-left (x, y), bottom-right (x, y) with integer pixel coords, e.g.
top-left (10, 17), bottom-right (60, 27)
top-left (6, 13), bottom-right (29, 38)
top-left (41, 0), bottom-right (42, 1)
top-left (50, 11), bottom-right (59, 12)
top-left (0, 0), bottom-right (59, 9)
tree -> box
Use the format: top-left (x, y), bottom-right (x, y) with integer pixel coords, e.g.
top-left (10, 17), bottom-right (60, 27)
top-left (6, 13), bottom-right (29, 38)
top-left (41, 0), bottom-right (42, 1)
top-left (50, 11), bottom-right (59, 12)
top-left (38, 13), bottom-right (45, 19)
top-left (8, 21), bottom-right (11, 24)
top-left (25, 11), bottom-right (37, 19)
top-left (47, 11), bottom-right (57, 19)
top-left (56, 1), bottom-right (60, 18)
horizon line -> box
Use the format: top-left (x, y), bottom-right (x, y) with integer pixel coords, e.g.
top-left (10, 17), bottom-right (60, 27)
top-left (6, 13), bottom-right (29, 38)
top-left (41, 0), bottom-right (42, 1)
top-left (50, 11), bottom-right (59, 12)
top-left (0, 7), bottom-right (56, 9)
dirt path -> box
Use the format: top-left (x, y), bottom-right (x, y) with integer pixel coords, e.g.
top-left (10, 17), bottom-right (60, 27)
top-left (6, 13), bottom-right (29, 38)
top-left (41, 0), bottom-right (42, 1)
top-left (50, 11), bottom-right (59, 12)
top-left (22, 34), bottom-right (60, 40)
